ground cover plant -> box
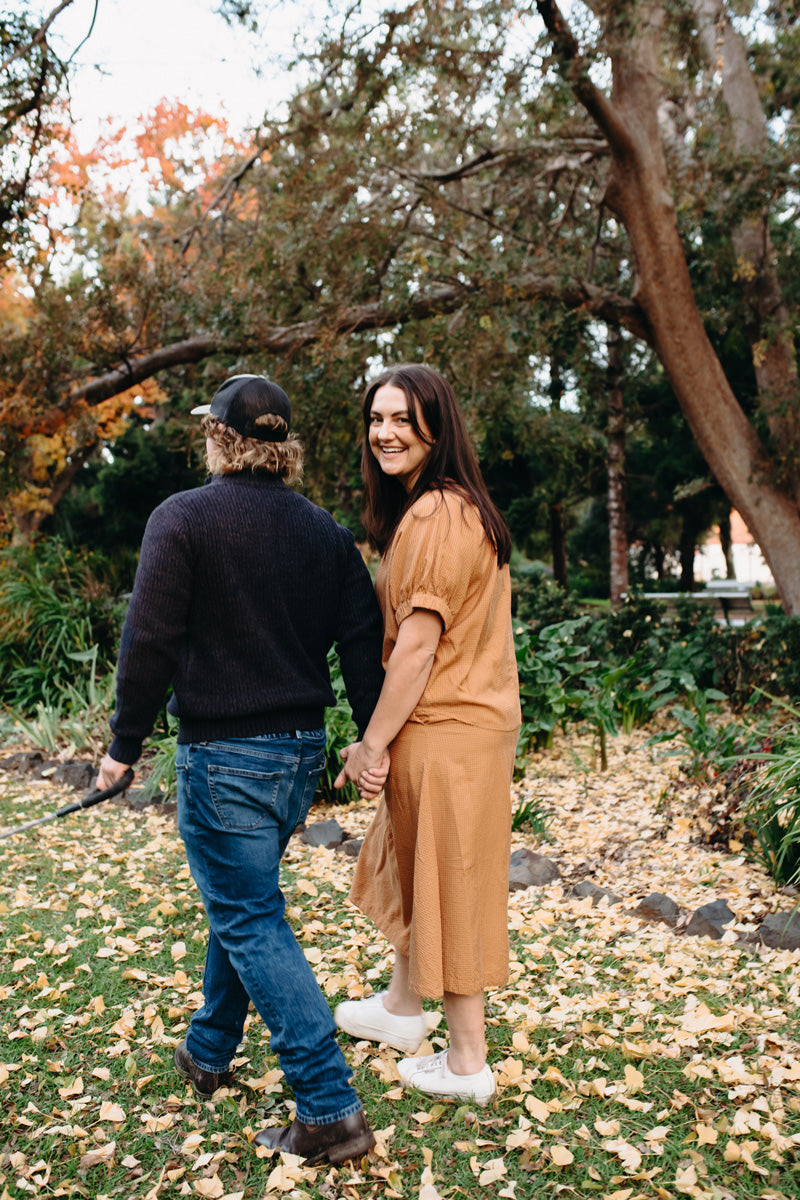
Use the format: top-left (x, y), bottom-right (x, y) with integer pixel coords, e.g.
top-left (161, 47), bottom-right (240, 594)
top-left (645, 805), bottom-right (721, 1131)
top-left (1, 730), bottom-right (798, 1200)
top-left (0, 541), bottom-right (125, 714)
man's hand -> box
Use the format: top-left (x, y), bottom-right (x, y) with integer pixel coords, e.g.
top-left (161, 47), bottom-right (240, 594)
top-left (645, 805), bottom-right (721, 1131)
top-left (335, 741), bottom-right (390, 799)
top-left (97, 752), bottom-right (134, 793)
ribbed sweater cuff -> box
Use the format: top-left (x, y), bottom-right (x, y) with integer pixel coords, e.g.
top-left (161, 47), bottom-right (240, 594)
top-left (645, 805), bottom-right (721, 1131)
top-left (108, 735), bottom-right (143, 766)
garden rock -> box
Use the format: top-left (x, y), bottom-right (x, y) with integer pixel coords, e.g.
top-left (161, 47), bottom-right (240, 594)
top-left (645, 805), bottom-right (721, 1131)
top-left (509, 848), bottom-right (561, 891)
top-left (339, 838), bottom-right (363, 858)
top-left (124, 786), bottom-right (162, 810)
top-left (30, 759), bottom-right (60, 779)
top-left (757, 911), bottom-right (800, 951)
top-left (301, 819), bottom-right (348, 849)
top-left (568, 880), bottom-right (622, 906)
top-left (51, 762), bottom-right (96, 791)
top-left (634, 892), bottom-right (681, 928)
top-left (684, 898), bottom-right (736, 940)
top-left (0, 751), bottom-right (44, 774)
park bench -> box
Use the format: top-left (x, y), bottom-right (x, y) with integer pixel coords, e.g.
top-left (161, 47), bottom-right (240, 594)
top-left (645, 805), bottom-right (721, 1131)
top-left (635, 581), bottom-right (756, 626)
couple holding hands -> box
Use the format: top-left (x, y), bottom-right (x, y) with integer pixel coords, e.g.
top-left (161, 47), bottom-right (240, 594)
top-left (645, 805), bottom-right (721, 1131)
top-left (97, 365), bottom-right (520, 1165)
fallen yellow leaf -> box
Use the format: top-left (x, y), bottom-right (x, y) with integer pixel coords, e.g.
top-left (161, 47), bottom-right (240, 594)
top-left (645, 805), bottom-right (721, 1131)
top-left (98, 1101), bottom-right (125, 1123)
top-left (525, 1095), bottom-right (550, 1123)
top-left (623, 1064), bottom-right (644, 1094)
top-left (549, 1145), bottom-right (574, 1167)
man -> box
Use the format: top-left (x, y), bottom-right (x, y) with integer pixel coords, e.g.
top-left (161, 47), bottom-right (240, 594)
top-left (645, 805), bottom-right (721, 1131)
top-left (97, 374), bottom-right (386, 1165)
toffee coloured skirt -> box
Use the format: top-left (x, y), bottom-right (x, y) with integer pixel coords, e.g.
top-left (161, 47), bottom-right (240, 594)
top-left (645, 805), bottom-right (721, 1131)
top-left (349, 719), bottom-right (518, 997)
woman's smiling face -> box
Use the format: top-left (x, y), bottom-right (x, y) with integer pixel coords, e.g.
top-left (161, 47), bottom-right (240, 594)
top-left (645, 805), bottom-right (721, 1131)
top-left (368, 384), bottom-right (434, 491)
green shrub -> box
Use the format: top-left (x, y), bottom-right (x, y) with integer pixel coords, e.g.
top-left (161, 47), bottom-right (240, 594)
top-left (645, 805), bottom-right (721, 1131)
top-left (707, 616), bottom-right (800, 708)
top-left (512, 598), bottom-right (742, 767)
top-left (316, 648), bottom-right (359, 804)
top-left (738, 702), bottom-right (800, 887)
top-left (0, 539), bottom-right (126, 712)
top-left (140, 714), bottom-right (179, 802)
top-left (598, 592), bottom-right (666, 658)
top-left (10, 651), bottom-right (117, 756)
top-left (647, 686), bottom-right (738, 780)
top-left (511, 794), bottom-right (554, 840)
top-left (515, 585), bottom-right (800, 731)
top-left (514, 617), bottom-right (619, 769)
top-left (511, 570), bottom-right (583, 629)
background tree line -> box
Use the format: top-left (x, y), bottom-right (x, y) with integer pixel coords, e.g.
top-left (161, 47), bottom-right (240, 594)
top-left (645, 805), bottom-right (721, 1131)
top-left (1, 0), bottom-right (798, 608)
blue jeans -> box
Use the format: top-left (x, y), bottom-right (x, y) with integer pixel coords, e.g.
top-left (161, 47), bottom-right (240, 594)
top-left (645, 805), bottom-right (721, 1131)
top-left (176, 731), bottom-right (362, 1126)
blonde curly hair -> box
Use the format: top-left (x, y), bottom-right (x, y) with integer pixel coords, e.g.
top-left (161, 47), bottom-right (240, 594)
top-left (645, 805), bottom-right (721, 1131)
top-left (201, 415), bottom-right (304, 484)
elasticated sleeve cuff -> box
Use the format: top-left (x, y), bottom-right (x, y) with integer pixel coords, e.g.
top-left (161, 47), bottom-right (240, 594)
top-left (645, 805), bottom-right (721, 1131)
top-left (394, 590), bottom-right (453, 631)
top-left (107, 735), bottom-right (143, 767)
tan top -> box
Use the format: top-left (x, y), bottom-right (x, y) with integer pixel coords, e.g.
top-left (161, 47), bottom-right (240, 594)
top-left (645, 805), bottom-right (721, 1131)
top-left (375, 488), bottom-right (521, 731)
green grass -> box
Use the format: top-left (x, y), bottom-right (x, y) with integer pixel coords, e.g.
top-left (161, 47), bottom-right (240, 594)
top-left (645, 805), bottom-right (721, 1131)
top-left (1, 778), bottom-right (799, 1199)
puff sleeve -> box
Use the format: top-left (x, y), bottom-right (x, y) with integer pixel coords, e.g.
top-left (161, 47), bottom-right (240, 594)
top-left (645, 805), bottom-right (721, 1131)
top-left (385, 490), bottom-right (489, 628)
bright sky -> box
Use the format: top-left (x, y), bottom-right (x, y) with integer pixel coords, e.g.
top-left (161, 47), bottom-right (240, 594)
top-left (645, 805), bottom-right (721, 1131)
top-left (51, 0), bottom-right (311, 140)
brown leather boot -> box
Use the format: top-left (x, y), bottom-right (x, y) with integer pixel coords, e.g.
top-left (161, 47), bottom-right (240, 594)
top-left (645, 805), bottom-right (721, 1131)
top-left (254, 1110), bottom-right (375, 1165)
top-left (174, 1041), bottom-right (235, 1097)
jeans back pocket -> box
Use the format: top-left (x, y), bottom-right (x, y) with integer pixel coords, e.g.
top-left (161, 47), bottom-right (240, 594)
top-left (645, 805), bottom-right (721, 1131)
top-left (207, 765), bottom-right (285, 830)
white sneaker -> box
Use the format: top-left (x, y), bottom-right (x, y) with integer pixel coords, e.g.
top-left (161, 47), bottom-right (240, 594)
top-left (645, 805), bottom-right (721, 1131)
top-left (397, 1050), bottom-right (496, 1105)
top-left (334, 992), bottom-right (438, 1053)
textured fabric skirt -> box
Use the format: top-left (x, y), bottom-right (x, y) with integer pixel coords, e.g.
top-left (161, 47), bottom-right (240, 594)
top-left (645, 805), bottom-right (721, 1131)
top-left (349, 719), bottom-right (518, 997)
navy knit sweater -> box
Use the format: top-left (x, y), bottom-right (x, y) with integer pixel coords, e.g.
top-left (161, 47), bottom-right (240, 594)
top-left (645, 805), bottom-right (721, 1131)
top-left (108, 472), bottom-right (385, 765)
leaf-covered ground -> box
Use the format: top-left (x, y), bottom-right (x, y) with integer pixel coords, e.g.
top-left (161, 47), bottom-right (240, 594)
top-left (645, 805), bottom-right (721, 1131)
top-left (0, 730), bottom-right (798, 1200)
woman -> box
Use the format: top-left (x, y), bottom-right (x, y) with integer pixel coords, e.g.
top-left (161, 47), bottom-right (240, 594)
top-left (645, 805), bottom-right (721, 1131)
top-left (334, 364), bottom-right (521, 1105)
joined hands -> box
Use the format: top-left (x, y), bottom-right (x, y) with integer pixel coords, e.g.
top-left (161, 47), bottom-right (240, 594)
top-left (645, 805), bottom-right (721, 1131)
top-left (334, 742), bottom-right (390, 799)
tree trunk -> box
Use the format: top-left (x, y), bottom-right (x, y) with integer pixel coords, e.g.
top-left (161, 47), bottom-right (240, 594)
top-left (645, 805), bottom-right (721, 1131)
top-left (653, 543), bottom-right (665, 581)
top-left (550, 502), bottom-right (569, 590)
top-left (679, 521), bottom-right (696, 591)
top-left (719, 509), bottom-right (735, 579)
top-left (549, 353), bottom-right (569, 589)
top-left (692, 0), bottom-right (800, 496)
top-left (607, 330), bottom-right (628, 607)
top-left (535, 0), bottom-right (800, 615)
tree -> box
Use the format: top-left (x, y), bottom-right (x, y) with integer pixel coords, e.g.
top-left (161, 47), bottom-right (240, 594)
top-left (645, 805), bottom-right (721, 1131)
top-left (606, 327), bottom-right (628, 606)
top-left (3, 1), bottom-right (800, 613)
top-left (0, 96), bottom-right (252, 536)
top-left (533, 0), bottom-right (800, 609)
top-left (0, 1), bottom-right (75, 261)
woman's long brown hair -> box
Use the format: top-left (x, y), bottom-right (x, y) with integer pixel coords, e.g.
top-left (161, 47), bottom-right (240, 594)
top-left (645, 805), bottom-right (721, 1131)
top-left (361, 364), bottom-right (512, 566)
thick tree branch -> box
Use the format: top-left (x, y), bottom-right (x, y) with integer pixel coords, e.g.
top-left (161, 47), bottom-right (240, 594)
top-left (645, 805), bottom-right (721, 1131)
top-left (535, 0), bottom-right (635, 159)
top-left (415, 138), bottom-right (608, 184)
top-left (64, 274), bottom-right (650, 410)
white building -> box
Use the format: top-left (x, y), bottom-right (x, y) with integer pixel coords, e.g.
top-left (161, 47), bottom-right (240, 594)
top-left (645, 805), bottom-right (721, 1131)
top-left (694, 511), bottom-right (774, 586)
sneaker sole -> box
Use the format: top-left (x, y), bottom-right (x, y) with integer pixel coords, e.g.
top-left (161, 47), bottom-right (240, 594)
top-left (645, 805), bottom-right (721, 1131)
top-left (335, 1016), bottom-right (427, 1053)
top-left (401, 1081), bottom-right (495, 1106)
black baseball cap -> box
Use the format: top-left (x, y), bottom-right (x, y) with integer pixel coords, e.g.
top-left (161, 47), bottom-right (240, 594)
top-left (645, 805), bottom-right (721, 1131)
top-left (191, 375), bottom-right (291, 441)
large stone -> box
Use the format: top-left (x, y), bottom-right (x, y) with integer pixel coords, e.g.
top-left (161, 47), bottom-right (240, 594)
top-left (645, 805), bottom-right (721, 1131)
top-left (684, 899), bottom-right (736, 940)
top-left (124, 785), bottom-right (162, 810)
top-left (301, 818), bottom-right (348, 849)
top-left (757, 911), bottom-right (800, 951)
top-left (51, 762), bottom-right (96, 791)
top-left (339, 838), bottom-right (363, 858)
top-left (568, 880), bottom-right (622, 907)
top-left (509, 848), bottom-right (561, 891)
top-left (30, 759), bottom-right (60, 779)
top-left (634, 892), bottom-right (681, 928)
top-left (0, 751), bottom-right (44, 774)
